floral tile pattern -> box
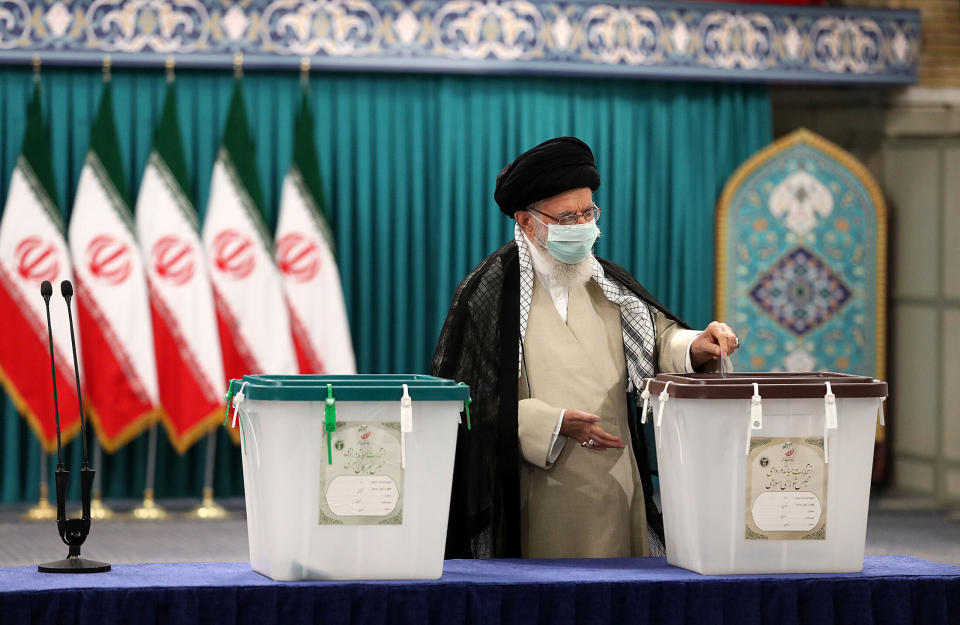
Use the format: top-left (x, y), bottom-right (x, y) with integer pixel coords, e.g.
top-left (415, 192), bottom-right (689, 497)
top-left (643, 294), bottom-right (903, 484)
top-left (0, 0), bottom-right (920, 84)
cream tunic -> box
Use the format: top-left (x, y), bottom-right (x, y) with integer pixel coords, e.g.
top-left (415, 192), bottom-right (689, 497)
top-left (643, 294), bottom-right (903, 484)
top-left (517, 275), bottom-right (700, 558)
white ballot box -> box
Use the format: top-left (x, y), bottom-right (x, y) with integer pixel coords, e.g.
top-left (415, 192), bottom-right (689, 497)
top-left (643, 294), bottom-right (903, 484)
top-left (645, 372), bottom-right (886, 575)
top-left (228, 374), bottom-right (468, 581)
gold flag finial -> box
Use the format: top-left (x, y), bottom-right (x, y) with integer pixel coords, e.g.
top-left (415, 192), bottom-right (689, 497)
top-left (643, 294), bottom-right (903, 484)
top-left (165, 55), bottom-right (175, 83)
top-left (300, 56), bottom-right (310, 86)
top-left (102, 54), bottom-right (112, 83)
top-left (233, 51), bottom-right (243, 79)
top-left (32, 54), bottom-right (41, 83)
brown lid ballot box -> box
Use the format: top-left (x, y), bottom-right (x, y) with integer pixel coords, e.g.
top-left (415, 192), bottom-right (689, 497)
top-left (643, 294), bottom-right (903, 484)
top-left (643, 371), bottom-right (886, 575)
top-left (645, 372), bottom-right (887, 400)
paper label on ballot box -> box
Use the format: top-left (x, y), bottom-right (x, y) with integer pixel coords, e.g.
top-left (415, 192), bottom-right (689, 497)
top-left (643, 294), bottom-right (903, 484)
top-left (745, 437), bottom-right (827, 540)
top-left (319, 422), bottom-right (404, 525)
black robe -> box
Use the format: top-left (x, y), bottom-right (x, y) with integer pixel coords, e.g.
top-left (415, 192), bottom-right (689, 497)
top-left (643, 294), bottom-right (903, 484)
top-left (430, 240), bottom-right (688, 559)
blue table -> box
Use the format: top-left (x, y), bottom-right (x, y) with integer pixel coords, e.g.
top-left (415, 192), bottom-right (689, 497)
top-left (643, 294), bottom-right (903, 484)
top-left (1, 556), bottom-right (958, 625)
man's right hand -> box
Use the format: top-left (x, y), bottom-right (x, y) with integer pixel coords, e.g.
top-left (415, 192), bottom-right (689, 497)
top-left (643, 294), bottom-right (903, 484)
top-left (559, 409), bottom-right (625, 451)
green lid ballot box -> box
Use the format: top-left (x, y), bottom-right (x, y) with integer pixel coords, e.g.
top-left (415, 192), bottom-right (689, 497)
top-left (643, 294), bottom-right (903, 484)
top-left (227, 375), bottom-right (469, 581)
top-left (644, 372), bottom-right (887, 575)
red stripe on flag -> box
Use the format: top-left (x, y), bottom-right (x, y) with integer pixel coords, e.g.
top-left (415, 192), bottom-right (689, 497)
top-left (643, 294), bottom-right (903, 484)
top-left (149, 291), bottom-right (223, 453)
top-left (212, 286), bottom-right (260, 384)
top-left (0, 265), bottom-right (80, 451)
top-left (75, 277), bottom-right (157, 451)
top-left (288, 302), bottom-right (325, 374)
top-left (211, 287), bottom-right (261, 445)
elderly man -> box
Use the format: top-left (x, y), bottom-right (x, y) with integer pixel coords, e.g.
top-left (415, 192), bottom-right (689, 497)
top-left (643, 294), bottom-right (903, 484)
top-left (432, 137), bottom-right (738, 559)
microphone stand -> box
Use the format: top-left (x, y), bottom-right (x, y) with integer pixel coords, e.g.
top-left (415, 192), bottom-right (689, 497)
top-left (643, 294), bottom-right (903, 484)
top-left (37, 280), bottom-right (110, 573)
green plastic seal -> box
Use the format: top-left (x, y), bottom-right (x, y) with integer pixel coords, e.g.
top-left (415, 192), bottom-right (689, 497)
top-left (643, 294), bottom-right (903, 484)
top-left (324, 383), bottom-right (337, 464)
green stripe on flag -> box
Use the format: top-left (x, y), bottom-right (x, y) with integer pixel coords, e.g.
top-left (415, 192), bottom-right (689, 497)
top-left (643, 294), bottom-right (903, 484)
top-left (21, 83), bottom-right (60, 217)
top-left (222, 80), bottom-right (267, 222)
top-left (89, 82), bottom-right (132, 212)
top-left (291, 88), bottom-right (335, 253)
top-left (153, 82), bottom-right (192, 201)
top-left (292, 91), bottom-right (327, 220)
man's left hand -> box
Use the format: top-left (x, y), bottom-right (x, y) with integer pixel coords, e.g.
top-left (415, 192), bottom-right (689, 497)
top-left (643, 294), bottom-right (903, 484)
top-left (690, 321), bottom-right (739, 369)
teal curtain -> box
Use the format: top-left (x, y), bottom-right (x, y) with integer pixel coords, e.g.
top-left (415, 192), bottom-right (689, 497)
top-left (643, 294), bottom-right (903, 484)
top-left (0, 68), bottom-right (771, 503)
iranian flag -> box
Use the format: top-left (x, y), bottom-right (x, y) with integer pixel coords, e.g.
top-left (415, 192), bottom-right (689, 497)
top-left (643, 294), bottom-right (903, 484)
top-left (68, 82), bottom-right (160, 452)
top-left (275, 91), bottom-right (356, 374)
top-left (0, 83), bottom-right (82, 451)
top-left (202, 80), bottom-right (295, 387)
top-left (136, 81), bottom-right (225, 453)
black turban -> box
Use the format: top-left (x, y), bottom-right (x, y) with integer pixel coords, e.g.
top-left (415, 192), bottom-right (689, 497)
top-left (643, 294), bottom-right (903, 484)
top-left (494, 136), bottom-right (601, 218)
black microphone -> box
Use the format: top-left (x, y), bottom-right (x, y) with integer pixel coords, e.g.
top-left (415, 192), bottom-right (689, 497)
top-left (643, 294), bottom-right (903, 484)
top-left (39, 280), bottom-right (63, 469)
top-left (61, 280), bottom-right (94, 526)
top-left (60, 280), bottom-right (89, 469)
top-left (37, 280), bottom-right (110, 574)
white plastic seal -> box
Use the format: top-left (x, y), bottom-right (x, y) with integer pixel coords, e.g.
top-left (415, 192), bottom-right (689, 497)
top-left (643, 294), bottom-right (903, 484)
top-left (655, 381), bottom-right (672, 450)
top-left (878, 391), bottom-right (887, 427)
top-left (400, 384), bottom-right (413, 469)
top-left (640, 378), bottom-right (654, 425)
top-left (745, 382), bottom-right (763, 455)
top-left (824, 381), bottom-right (838, 463)
top-left (231, 381), bottom-right (248, 429)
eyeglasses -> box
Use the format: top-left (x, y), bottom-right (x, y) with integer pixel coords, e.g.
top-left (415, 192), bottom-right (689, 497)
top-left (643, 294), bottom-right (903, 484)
top-left (527, 203), bottom-right (601, 226)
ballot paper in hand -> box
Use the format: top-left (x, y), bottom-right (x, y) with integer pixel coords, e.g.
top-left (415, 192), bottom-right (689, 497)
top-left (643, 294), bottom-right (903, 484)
top-left (319, 422), bottom-right (404, 525)
top-left (745, 437), bottom-right (827, 540)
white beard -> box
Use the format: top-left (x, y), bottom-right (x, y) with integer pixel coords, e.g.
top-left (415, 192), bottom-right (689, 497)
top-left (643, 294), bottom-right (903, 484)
top-left (526, 221), bottom-right (595, 288)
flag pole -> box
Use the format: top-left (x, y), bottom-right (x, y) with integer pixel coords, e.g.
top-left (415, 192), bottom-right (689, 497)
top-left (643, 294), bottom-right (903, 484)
top-left (185, 51), bottom-right (239, 523)
top-left (21, 55), bottom-right (55, 523)
top-left (131, 55), bottom-right (178, 522)
top-left (186, 430), bottom-right (229, 519)
top-left (79, 54), bottom-right (118, 523)
top-left (130, 423), bottom-right (168, 520)
top-left (87, 438), bottom-right (114, 519)
top-left (22, 453), bottom-right (56, 521)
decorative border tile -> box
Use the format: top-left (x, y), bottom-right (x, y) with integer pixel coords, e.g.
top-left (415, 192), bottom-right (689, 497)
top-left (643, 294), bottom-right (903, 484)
top-left (0, 0), bottom-right (919, 84)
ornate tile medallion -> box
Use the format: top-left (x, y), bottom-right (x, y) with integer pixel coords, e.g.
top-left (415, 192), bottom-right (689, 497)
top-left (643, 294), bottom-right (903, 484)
top-left (749, 247), bottom-right (852, 336)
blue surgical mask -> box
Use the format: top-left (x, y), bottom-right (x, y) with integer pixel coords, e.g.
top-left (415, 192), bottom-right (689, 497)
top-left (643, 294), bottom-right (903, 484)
top-left (534, 219), bottom-right (600, 264)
